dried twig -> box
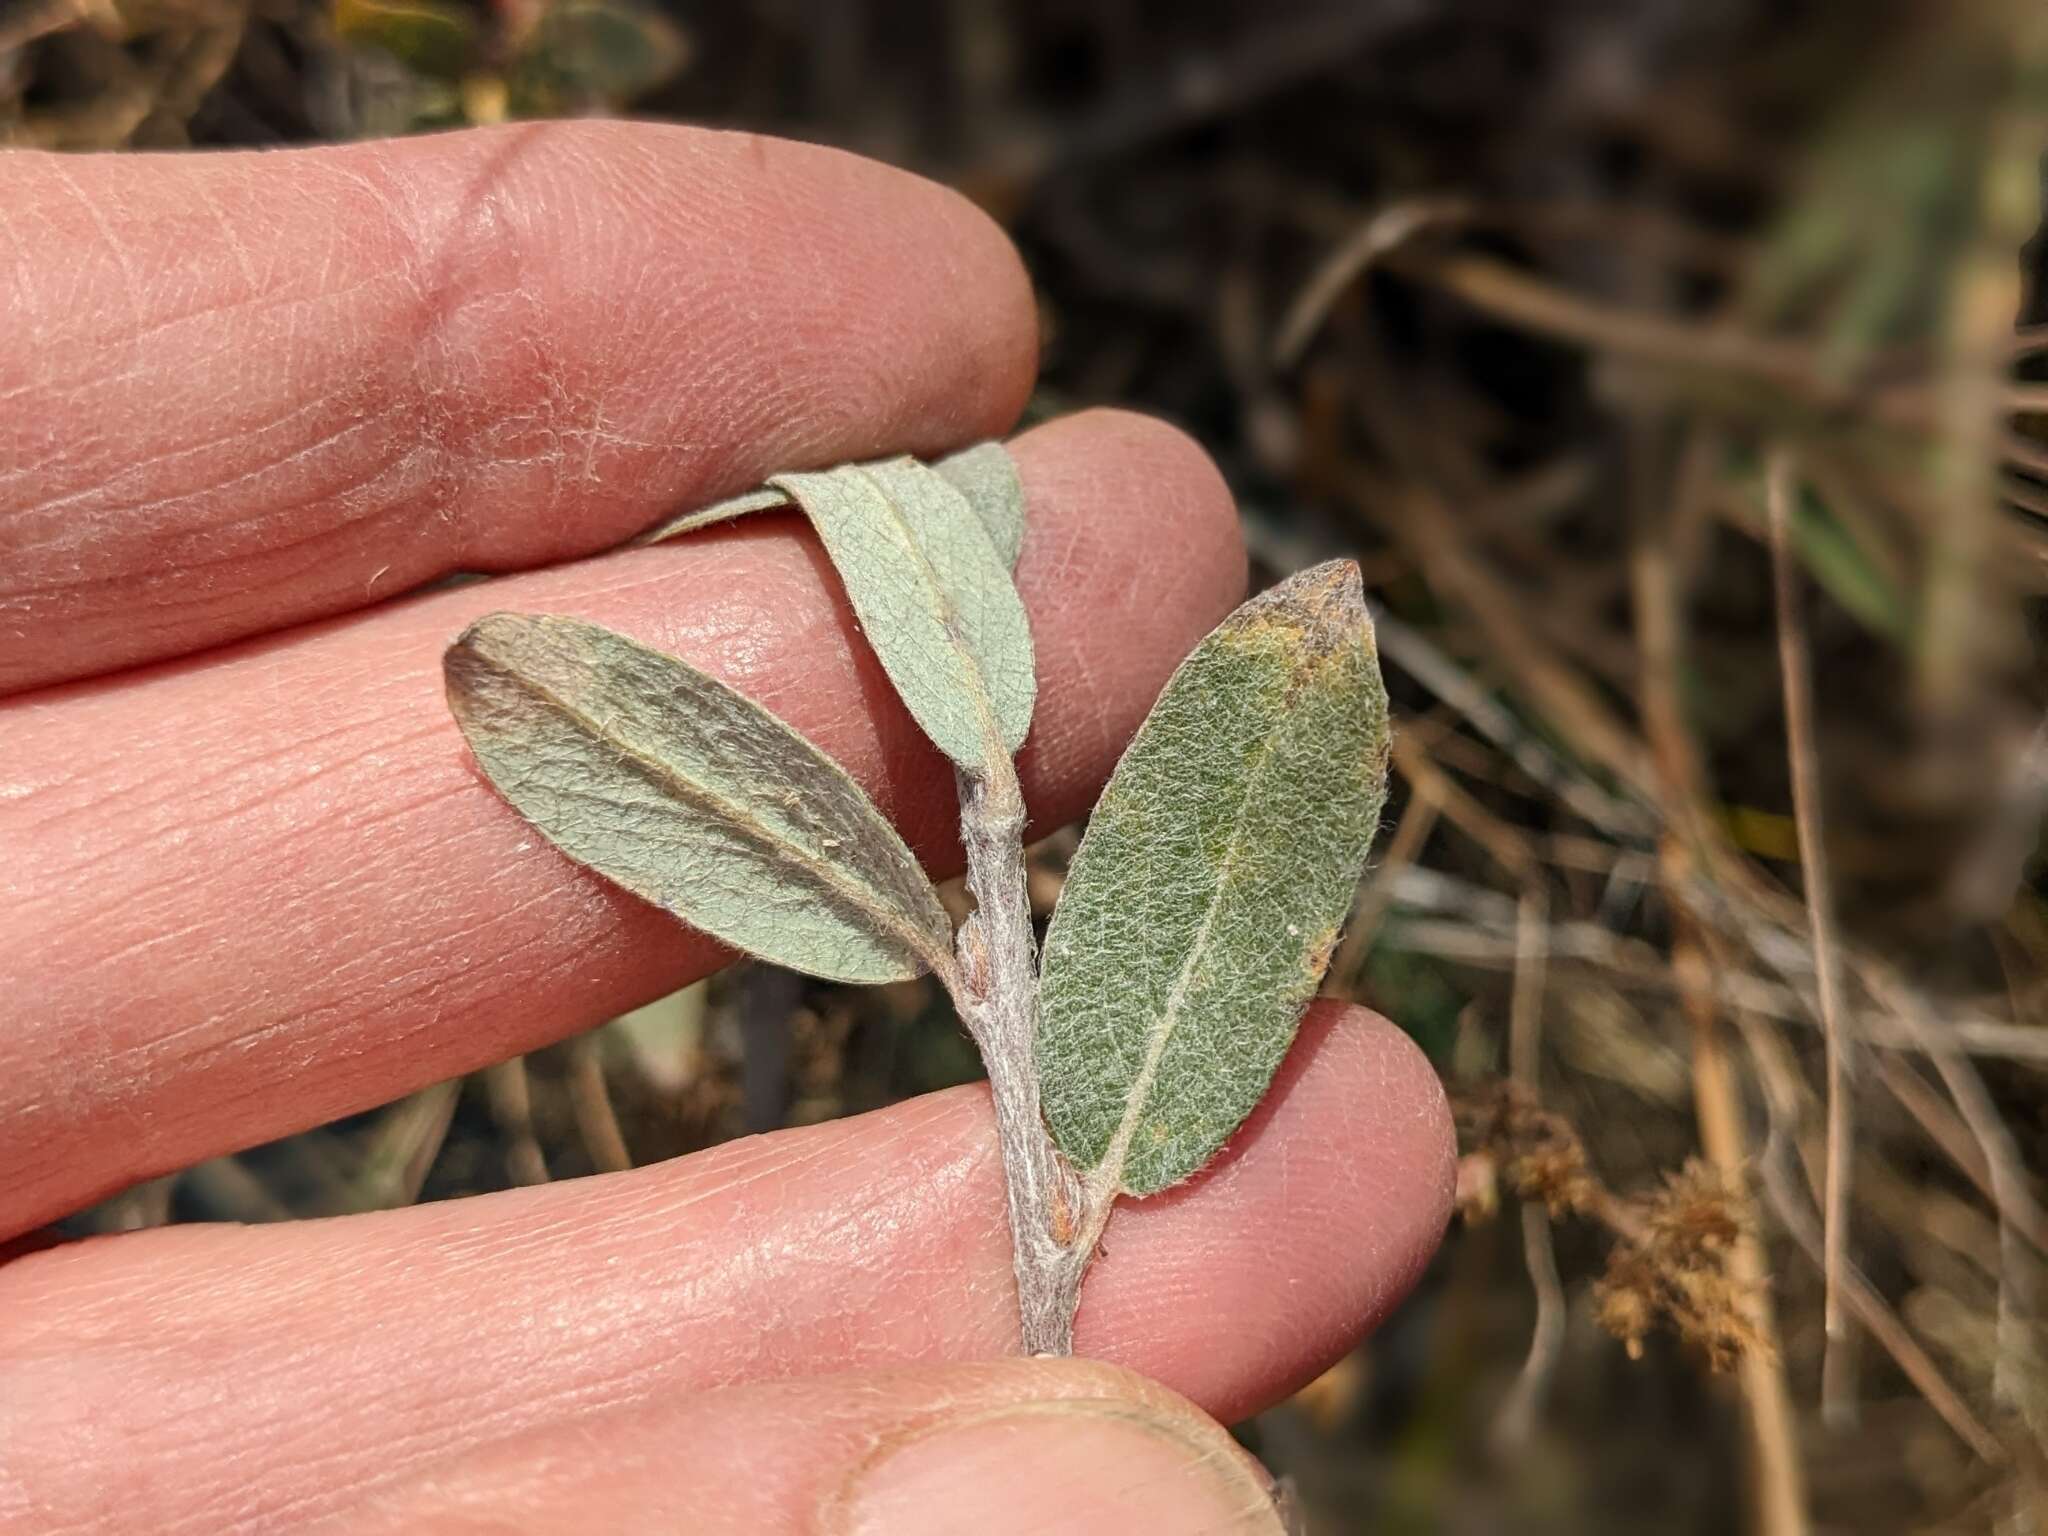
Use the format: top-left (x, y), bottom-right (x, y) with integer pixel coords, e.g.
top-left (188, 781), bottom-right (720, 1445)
top-left (1389, 249), bottom-right (1930, 431)
top-left (1366, 600), bottom-right (1651, 840)
top-left (1346, 470), bottom-right (1659, 806)
top-left (352, 1080), bottom-right (460, 1211)
top-left (1672, 914), bottom-right (1811, 1536)
top-left (1272, 196), bottom-right (1477, 367)
top-left (1390, 732), bottom-right (1536, 885)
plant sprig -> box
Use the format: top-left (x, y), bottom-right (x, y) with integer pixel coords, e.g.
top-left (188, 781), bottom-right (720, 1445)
top-left (444, 444), bottom-right (1390, 1353)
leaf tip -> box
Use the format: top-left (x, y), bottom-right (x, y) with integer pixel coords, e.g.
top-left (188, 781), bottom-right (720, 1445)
top-left (447, 609), bottom-right (529, 652)
top-left (1281, 556), bottom-right (1368, 632)
top-left (445, 610), bottom-right (518, 674)
top-left (444, 612), bottom-right (569, 729)
top-left (1217, 559), bottom-right (1372, 669)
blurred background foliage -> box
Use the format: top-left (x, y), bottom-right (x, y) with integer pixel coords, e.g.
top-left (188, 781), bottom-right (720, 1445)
top-left (10, 1), bottom-right (2048, 1530)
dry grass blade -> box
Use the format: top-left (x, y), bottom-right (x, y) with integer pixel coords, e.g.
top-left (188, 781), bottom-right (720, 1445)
top-left (1670, 912), bottom-right (1810, 1536)
top-left (1332, 772), bottom-right (1441, 991)
top-left (1767, 446), bottom-right (1858, 1429)
top-left (484, 1058), bottom-right (550, 1186)
top-left (1392, 250), bottom-right (1910, 423)
top-left (1272, 196), bottom-right (1475, 367)
top-left (1732, 1005), bottom-right (2007, 1466)
top-left (1365, 601), bottom-right (1651, 840)
top-left (568, 1034), bottom-right (634, 1175)
top-left (1493, 886), bottom-right (1565, 1454)
top-left (352, 1080), bottom-right (461, 1211)
top-left (1864, 968), bottom-right (2048, 1433)
top-left (1347, 471), bottom-right (1659, 805)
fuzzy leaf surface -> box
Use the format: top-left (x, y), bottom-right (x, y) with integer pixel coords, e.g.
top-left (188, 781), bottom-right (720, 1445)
top-left (934, 441), bottom-right (1028, 568)
top-left (632, 486), bottom-right (790, 546)
top-left (444, 613), bottom-right (953, 984)
top-left (773, 458), bottom-right (1035, 770)
top-left (632, 444), bottom-right (1027, 571)
top-left (1034, 561), bottom-right (1392, 1195)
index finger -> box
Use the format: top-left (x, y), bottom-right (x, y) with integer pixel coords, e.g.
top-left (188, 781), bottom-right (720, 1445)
top-left (0, 121), bottom-right (1037, 693)
top-left (0, 409), bottom-right (1246, 1239)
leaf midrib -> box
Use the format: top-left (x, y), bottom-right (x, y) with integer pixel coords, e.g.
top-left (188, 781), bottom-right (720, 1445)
top-left (846, 465), bottom-right (1013, 756)
top-left (478, 641), bottom-right (950, 977)
top-left (1083, 664), bottom-right (1298, 1195)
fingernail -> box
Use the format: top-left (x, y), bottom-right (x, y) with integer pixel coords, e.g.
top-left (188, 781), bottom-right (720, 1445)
top-left (830, 1400), bottom-right (1284, 1536)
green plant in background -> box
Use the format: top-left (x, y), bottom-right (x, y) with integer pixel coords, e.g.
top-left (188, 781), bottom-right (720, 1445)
top-left (443, 446), bottom-right (1391, 1352)
top-left (332, 0), bottom-right (687, 126)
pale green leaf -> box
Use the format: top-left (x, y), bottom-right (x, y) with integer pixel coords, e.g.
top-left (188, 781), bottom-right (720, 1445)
top-left (632, 486), bottom-right (791, 547)
top-left (935, 441), bottom-right (1028, 568)
top-left (631, 443), bottom-right (1028, 572)
top-left (445, 613), bottom-right (953, 984)
top-left (773, 458), bottom-right (1035, 770)
top-left (1035, 561), bottom-right (1392, 1196)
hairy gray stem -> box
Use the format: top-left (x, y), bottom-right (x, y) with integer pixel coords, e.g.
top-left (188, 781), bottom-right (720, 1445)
top-left (951, 761), bottom-right (1099, 1354)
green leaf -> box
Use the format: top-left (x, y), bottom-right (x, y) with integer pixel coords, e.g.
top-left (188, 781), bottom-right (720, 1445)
top-left (935, 441), bottom-right (1028, 569)
top-left (1034, 561), bottom-right (1392, 1196)
top-left (633, 444), bottom-right (1028, 573)
top-left (333, 0), bottom-right (478, 79)
top-left (509, 0), bottom-right (691, 114)
top-left (773, 458), bottom-right (1035, 771)
top-left (1786, 483), bottom-right (1911, 644)
top-left (632, 486), bottom-right (792, 547)
top-left (444, 613), bottom-right (954, 985)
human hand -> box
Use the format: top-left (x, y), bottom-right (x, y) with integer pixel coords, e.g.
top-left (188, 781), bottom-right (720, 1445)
top-left (0, 122), bottom-right (1454, 1533)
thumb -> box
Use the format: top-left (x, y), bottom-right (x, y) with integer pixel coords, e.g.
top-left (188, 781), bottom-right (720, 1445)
top-left (827, 1362), bottom-right (1287, 1535)
top-left (342, 1357), bottom-right (1288, 1534)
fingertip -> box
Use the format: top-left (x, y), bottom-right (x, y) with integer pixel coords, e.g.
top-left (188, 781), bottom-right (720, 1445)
top-left (1005, 409), bottom-right (1248, 798)
top-left (1299, 1000), bottom-right (1459, 1296)
top-left (830, 1359), bottom-right (1282, 1536)
top-left (1009, 408), bottom-right (1247, 617)
top-left (0, 120), bottom-right (1046, 691)
top-left (343, 1358), bottom-right (1280, 1536)
top-left (681, 123), bottom-right (1042, 456)
top-left (1077, 998), bottom-right (1453, 1420)
top-left (920, 182), bottom-right (1041, 440)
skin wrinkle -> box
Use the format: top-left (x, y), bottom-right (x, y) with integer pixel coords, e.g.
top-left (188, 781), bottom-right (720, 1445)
top-left (40, 159), bottom-right (145, 339)
top-left (3, 368), bottom-right (348, 518)
top-left (0, 122), bottom-right (1038, 692)
top-left (2, 427), bottom-right (427, 627)
top-left (16, 707), bottom-right (450, 862)
top-left (3, 231), bottom-right (428, 561)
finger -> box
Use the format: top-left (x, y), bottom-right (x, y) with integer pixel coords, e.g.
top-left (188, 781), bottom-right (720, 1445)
top-left (0, 409), bottom-right (1244, 1237)
top-left (0, 120), bottom-right (1038, 693)
top-left (343, 1360), bottom-right (1283, 1536)
top-left (0, 1004), bottom-right (1453, 1535)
